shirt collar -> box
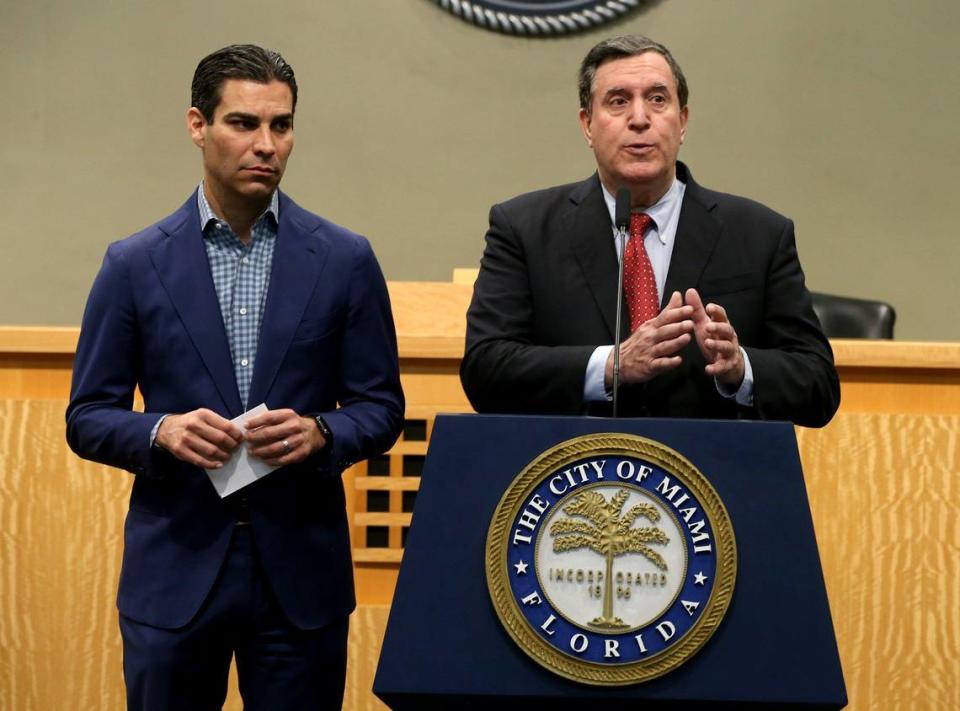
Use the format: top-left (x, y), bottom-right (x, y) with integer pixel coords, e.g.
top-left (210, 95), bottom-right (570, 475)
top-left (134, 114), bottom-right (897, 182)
top-left (197, 181), bottom-right (279, 233)
top-left (601, 176), bottom-right (683, 245)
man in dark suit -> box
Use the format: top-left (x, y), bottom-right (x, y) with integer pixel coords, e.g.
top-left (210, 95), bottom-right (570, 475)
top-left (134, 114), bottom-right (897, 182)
top-left (66, 45), bottom-right (404, 709)
top-left (461, 35), bottom-right (839, 428)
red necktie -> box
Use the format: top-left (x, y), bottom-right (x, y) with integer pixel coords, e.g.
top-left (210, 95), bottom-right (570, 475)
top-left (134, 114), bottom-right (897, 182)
top-left (623, 212), bottom-right (659, 331)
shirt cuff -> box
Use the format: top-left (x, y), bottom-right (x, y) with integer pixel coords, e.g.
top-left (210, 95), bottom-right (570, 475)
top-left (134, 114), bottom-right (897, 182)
top-left (584, 345), bottom-right (615, 402)
top-left (149, 414), bottom-right (168, 448)
top-left (715, 347), bottom-right (754, 406)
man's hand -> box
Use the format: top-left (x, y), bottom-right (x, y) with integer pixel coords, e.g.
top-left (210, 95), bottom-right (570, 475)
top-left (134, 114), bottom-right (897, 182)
top-left (685, 288), bottom-right (745, 387)
top-left (244, 408), bottom-right (326, 467)
top-left (155, 408), bottom-right (244, 469)
top-left (605, 291), bottom-right (694, 387)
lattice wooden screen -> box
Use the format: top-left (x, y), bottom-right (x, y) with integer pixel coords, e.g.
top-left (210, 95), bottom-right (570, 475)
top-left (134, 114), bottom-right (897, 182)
top-left (350, 416), bottom-right (433, 563)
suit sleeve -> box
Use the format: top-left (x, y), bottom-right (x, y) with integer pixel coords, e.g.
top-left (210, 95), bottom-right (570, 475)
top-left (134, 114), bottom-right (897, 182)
top-left (460, 203), bottom-right (596, 414)
top-left (65, 246), bottom-right (167, 475)
top-left (319, 237), bottom-right (404, 470)
top-left (743, 219), bottom-right (840, 427)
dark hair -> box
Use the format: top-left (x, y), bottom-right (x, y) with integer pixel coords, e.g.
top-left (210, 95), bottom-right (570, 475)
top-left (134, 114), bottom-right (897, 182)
top-left (191, 44), bottom-right (298, 122)
top-left (578, 35), bottom-right (688, 115)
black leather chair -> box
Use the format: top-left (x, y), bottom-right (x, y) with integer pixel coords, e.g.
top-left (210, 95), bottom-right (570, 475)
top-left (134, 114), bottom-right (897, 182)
top-left (810, 292), bottom-right (896, 339)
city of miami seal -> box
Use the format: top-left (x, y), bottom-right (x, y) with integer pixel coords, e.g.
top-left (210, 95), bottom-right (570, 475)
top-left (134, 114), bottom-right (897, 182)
top-left (486, 433), bottom-right (736, 685)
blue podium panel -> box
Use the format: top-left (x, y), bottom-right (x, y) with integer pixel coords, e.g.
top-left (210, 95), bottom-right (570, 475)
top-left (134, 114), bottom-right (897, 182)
top-left (374, 415), bottom-right (846, 709)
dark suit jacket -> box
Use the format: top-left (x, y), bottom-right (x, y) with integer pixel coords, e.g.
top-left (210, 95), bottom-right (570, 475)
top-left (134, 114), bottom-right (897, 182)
top-left (66, 191), bottom-right (404, 630)
top-left (461, 163), bottom-right (839, 427)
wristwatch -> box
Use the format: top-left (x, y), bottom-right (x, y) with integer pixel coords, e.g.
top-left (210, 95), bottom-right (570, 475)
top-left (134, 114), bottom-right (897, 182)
top-left (313, 415), bottom-right (333, 450)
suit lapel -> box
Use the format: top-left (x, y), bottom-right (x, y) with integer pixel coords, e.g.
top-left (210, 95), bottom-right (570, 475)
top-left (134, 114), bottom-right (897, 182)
top-left (662, 168), bottom-right (722, 305)
top-left (246, 196), bottom-right (328, 408)
top-left (149, 195), bottom-right (243, 416)
top-left (568, 176), bottom-right (621, 339)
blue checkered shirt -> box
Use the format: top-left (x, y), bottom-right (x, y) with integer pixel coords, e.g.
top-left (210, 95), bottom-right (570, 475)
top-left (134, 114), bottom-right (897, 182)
top-left (197, 184), bottom-right (279, 408)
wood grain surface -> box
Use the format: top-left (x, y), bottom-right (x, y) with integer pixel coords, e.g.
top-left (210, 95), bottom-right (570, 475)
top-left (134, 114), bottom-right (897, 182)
top-left (2, 320), bottom-right (960, 709)
top-left (0, 401), bottom-right (390, 710)
top-left (798, 414), bottom-right (960, 710)
top-left (3, 401), bottom-right (958, 709)
top-left (0, 400), bottom-right (127, 710)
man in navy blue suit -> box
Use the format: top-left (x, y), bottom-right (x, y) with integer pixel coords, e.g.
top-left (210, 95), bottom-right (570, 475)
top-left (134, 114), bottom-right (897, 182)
top-left (67, 45), bottom-right (404, 710)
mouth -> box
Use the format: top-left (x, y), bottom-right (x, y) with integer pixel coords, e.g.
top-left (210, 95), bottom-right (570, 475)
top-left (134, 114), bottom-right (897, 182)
top-left (243, 166), bottom-right (277, 176)
top-left (624, 143), bottom-right (655, 154)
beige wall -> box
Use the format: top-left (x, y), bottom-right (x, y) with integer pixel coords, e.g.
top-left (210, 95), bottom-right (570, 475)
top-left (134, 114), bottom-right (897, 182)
top-left (2, 0), bottom-right (958, 341)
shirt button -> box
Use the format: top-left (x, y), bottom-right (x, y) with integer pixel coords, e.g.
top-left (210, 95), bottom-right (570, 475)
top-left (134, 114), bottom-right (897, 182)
top-left (239, 307), bottom-right (247, 315)
top-left (216, 223), bottom-right (223, 230)
top-left (240, 358), bottom-right (249, 367)
top-left (242, 257), bottom-right (250, 264)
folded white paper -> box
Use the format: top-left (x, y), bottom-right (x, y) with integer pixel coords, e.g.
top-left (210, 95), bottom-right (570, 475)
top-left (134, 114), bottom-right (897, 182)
top-left (205, 403), bottom-right (278, 498)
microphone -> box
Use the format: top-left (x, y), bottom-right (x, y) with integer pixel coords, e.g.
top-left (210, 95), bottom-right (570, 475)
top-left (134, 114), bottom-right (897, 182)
top-left (612, 187), bottom-right (631, 418)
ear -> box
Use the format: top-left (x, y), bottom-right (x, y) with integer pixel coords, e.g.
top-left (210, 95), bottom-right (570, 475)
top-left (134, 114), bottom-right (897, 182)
top-left (186, 107), bottom-right (207, 148)
top-left (578, 107), bottom-right (594, 149)
top-left (679, 105), bottom-right (689, 144)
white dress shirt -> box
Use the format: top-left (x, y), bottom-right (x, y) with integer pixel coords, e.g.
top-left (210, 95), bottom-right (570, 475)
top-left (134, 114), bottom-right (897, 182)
top-left (582, 177), bottom-right (754, 406)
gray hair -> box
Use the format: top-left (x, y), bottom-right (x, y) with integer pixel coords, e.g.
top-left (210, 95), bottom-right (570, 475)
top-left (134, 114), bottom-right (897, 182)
top-left (578, 35), bottom-right (688, 115)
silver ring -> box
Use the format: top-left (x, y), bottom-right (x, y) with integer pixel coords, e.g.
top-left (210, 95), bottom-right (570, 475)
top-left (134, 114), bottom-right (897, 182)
top-left (281, 439), bottom-right (290, 452)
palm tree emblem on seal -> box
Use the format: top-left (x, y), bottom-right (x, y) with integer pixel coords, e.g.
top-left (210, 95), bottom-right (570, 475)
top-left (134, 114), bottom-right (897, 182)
top-left (549, 488), bottom-right (669, 629)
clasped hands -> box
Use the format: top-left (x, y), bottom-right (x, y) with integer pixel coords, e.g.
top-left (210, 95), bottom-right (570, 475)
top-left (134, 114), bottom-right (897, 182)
top-left (155, 408), bottom-right (326, 470)
top-left (605, 288), bottom-right (744, 389)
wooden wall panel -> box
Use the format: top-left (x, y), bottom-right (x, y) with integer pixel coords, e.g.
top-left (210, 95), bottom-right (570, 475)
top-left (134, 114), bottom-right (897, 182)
top-left (0, 400), bottom-right (127, 710)
top-left (5, 403), bottom-right (958, 710)
top-left (3, 321), bottom-right (960, 710)
top-left (0, 401), bottom-right (390, 711)
top-left (798, 415), bottom-right (960, 710)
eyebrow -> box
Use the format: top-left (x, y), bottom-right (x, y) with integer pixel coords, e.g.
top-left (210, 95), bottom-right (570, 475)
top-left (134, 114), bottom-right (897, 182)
top-left (221, 111), bottom-right (294, 123)
top-left (603, 82), bottom-right (673, 97)
top-left (646, 83), bottom-right (672, 95)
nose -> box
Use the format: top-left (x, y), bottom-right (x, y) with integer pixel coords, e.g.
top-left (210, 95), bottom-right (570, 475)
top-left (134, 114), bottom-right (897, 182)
top-left (253, 125), bottom-right (276, 157)
top-left (627, 100), bottom-right (650, 131)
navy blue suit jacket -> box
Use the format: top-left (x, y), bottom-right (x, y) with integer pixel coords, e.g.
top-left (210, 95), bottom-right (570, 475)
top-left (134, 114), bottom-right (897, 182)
top-left (67, 191), bottom-right (404, 630)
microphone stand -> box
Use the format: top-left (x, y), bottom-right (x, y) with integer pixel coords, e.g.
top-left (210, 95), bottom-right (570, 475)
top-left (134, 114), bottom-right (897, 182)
top-left (612, 223), bottom-right (628, 418)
